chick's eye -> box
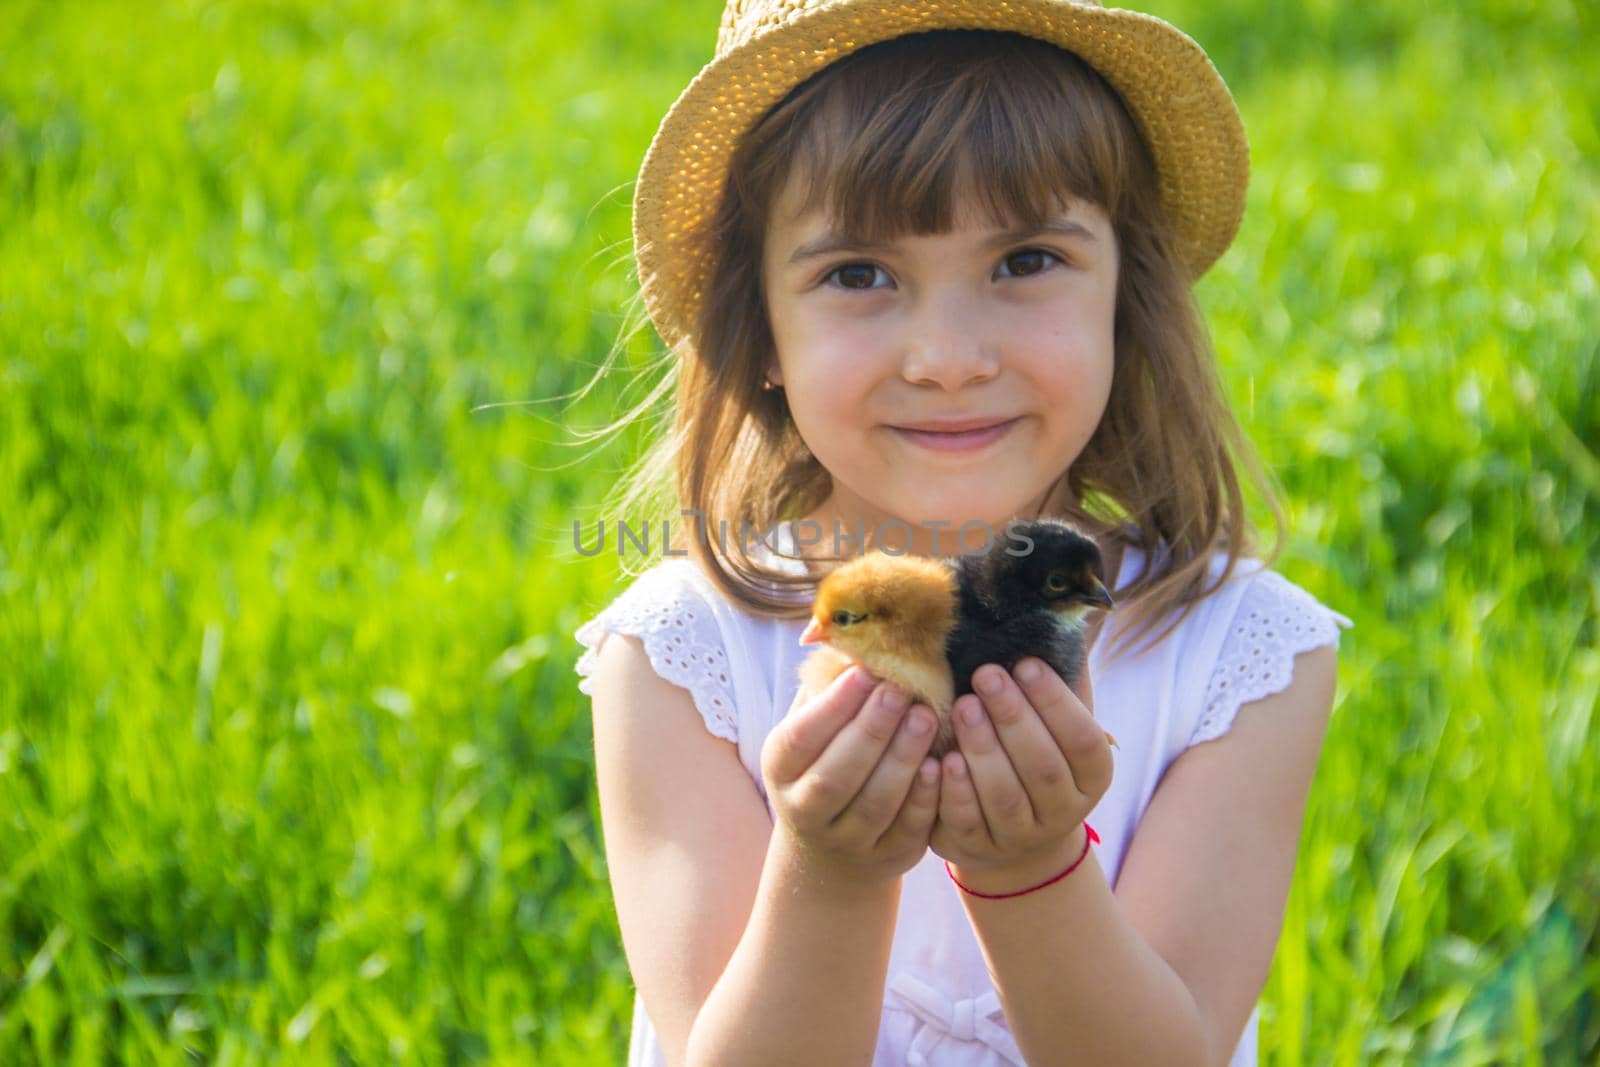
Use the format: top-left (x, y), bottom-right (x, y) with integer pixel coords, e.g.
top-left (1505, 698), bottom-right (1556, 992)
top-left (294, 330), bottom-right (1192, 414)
top-left (825, 262), bottom-right (890, 291)
top-left (1044, 572), bottom-right (1069, 593)
top-left (832, 609), bottom-right (856, 626)
top-left (997, 248), bottom-right (1061, 279)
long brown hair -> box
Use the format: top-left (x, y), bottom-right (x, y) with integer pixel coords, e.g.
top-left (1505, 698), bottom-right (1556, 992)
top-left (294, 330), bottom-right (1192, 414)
top-left (593, 29), bottom-right (1284, 660)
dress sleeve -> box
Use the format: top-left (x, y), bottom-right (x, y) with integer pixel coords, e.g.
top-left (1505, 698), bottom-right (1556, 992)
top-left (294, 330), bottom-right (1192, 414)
top-left (573, 563), bottom-right (741, 744)
top-left (1186, 569), bottom-right (1353, 747)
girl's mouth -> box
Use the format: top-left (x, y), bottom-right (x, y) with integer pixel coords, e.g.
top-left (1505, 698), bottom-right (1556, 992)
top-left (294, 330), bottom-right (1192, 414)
top-left (890, 418), bottom-right (1019, 453)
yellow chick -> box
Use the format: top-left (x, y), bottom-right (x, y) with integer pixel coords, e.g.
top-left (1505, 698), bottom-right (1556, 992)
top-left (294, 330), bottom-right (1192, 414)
top-left (797, 551), bottom-right (961, 757)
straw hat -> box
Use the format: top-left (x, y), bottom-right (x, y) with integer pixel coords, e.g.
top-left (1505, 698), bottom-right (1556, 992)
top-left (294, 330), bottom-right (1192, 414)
top-left (633, 0), bottom-right (1249, 353)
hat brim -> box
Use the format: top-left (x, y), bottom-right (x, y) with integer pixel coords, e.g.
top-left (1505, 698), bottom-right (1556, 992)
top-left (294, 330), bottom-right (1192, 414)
top-left (634, 0), bottom-right (1249, 352)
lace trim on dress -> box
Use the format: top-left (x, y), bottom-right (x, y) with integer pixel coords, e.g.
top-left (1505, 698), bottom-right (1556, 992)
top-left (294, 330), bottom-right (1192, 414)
top-left (573, 566), bottom-right (741, 744)
top-left (1189, 570), bottom-right (1353, 747)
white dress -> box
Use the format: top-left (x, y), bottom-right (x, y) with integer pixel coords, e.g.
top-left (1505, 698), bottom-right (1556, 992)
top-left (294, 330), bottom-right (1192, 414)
top-left (573, 522), bottom-right (1352, 1067)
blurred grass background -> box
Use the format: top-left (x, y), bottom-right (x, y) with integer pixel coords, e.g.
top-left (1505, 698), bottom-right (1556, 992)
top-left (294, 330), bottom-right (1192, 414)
top-left (1, 0), bottom-right (1596, 1063)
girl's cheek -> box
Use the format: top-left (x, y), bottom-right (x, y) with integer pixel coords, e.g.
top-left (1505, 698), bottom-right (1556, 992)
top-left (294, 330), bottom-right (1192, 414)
top-left (795, 305), bottom-right (885, 350)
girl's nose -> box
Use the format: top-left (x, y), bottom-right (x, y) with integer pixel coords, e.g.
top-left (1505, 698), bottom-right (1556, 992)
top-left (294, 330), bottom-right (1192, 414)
top-left (899, 298), bottom-right (1000, 390)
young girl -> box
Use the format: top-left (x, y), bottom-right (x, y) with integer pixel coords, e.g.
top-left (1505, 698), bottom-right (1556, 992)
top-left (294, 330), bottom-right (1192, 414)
top-left (574, 3), bottom-right (1351, 1064)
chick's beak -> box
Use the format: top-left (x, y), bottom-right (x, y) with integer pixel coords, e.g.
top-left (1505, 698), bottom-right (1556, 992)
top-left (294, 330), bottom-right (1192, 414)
top-left (1087, 576), bottom-right (1115, 610)
top-left (799, 617), bottom-right (829, 646)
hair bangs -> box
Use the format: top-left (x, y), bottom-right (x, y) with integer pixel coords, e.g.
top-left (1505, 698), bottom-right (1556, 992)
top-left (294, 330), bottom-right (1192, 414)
top-left (782, 30), bottom-right (1146, 243)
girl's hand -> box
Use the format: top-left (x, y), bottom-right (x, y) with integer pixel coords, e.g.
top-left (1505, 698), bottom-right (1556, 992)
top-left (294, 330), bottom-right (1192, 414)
top-left (930, 658), bottom-right (1114, 890)
top-left (761, 665), bottom-right (943, 886)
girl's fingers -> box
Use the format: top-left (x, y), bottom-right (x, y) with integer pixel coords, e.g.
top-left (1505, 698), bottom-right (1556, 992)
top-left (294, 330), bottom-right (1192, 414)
top-left (763, 666), bottom-right (877, 785)
top-left (951, 690), bottom-right (1035, 835)
top-left (1072, 662), bottom-right (1095, 714)
top-left (1013, 658), bottom-right (1115, 801)
top-left (935, 750), bottom-right (988, 848)
top-left (834, 703), bottom-right (937, 840)
top-left (795, 680), bottom-right (912, 820)
top-left (970, 664), bottom-right (1078, 821)
top-left (877, 752), bottom-right (942, 853)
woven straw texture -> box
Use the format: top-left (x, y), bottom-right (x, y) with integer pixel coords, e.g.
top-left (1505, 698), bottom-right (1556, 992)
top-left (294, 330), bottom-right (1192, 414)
top-left (634, 0), bottom-right (1249, 352)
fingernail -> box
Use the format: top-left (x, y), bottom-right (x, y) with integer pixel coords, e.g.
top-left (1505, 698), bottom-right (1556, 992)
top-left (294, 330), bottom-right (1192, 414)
top-left (976, 668), bottom-right (1002, 696)
top-left (962, 701), bottom-right (983, 728)
top-left (1016, 660), bottom-right (1040, 684)
top-left (906, 710), bottom-right (930, 736)
top-left (882, 686), bottom-right (910, 713)
top-left (847, 667), bottom-right (876, 693)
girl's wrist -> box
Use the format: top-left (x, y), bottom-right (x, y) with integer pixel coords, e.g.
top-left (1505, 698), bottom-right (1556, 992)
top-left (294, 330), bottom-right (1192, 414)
top-left (771, 821), bottom-right (906, 901)
top-left (945, 823), bottom-right (1097, 898)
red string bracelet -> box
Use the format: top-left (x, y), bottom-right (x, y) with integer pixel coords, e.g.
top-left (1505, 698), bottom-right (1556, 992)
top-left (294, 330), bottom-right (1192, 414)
top-left (945, 823), bottom-right (1100, 900)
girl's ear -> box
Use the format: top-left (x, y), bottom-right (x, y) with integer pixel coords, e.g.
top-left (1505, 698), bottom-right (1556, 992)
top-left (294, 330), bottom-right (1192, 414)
top-left (764, 362), bottom-right (784, 388)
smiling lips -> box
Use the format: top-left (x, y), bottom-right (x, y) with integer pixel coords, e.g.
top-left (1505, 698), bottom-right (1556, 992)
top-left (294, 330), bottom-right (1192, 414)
top-left (890, 417), bottom-right (1019, 452)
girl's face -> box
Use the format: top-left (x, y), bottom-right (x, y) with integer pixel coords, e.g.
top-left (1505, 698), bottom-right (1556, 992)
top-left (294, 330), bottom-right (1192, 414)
top-left (761, 180), bottom-right (1119, 556)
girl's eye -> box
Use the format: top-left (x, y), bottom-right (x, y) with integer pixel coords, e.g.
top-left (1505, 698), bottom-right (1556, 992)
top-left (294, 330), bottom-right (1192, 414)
top-left (822, 249), bottom-right (1061, 290)
top-left (997, 248), bottom-right (1062, 279)
top-left (824, 262), bottom-right (889, 291)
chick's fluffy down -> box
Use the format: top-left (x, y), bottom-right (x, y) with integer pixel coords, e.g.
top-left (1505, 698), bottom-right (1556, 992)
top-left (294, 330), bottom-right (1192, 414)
top-left (797, 552), bottom-right (961, 756)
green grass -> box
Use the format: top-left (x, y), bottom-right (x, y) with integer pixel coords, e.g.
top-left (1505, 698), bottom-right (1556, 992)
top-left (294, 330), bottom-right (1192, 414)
top-left (1, 0), bottom-right (1596, 1063)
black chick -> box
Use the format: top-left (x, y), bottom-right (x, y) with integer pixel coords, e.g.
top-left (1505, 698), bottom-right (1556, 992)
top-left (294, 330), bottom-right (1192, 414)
top-left (946, 519), bottom-right (1119, 747)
